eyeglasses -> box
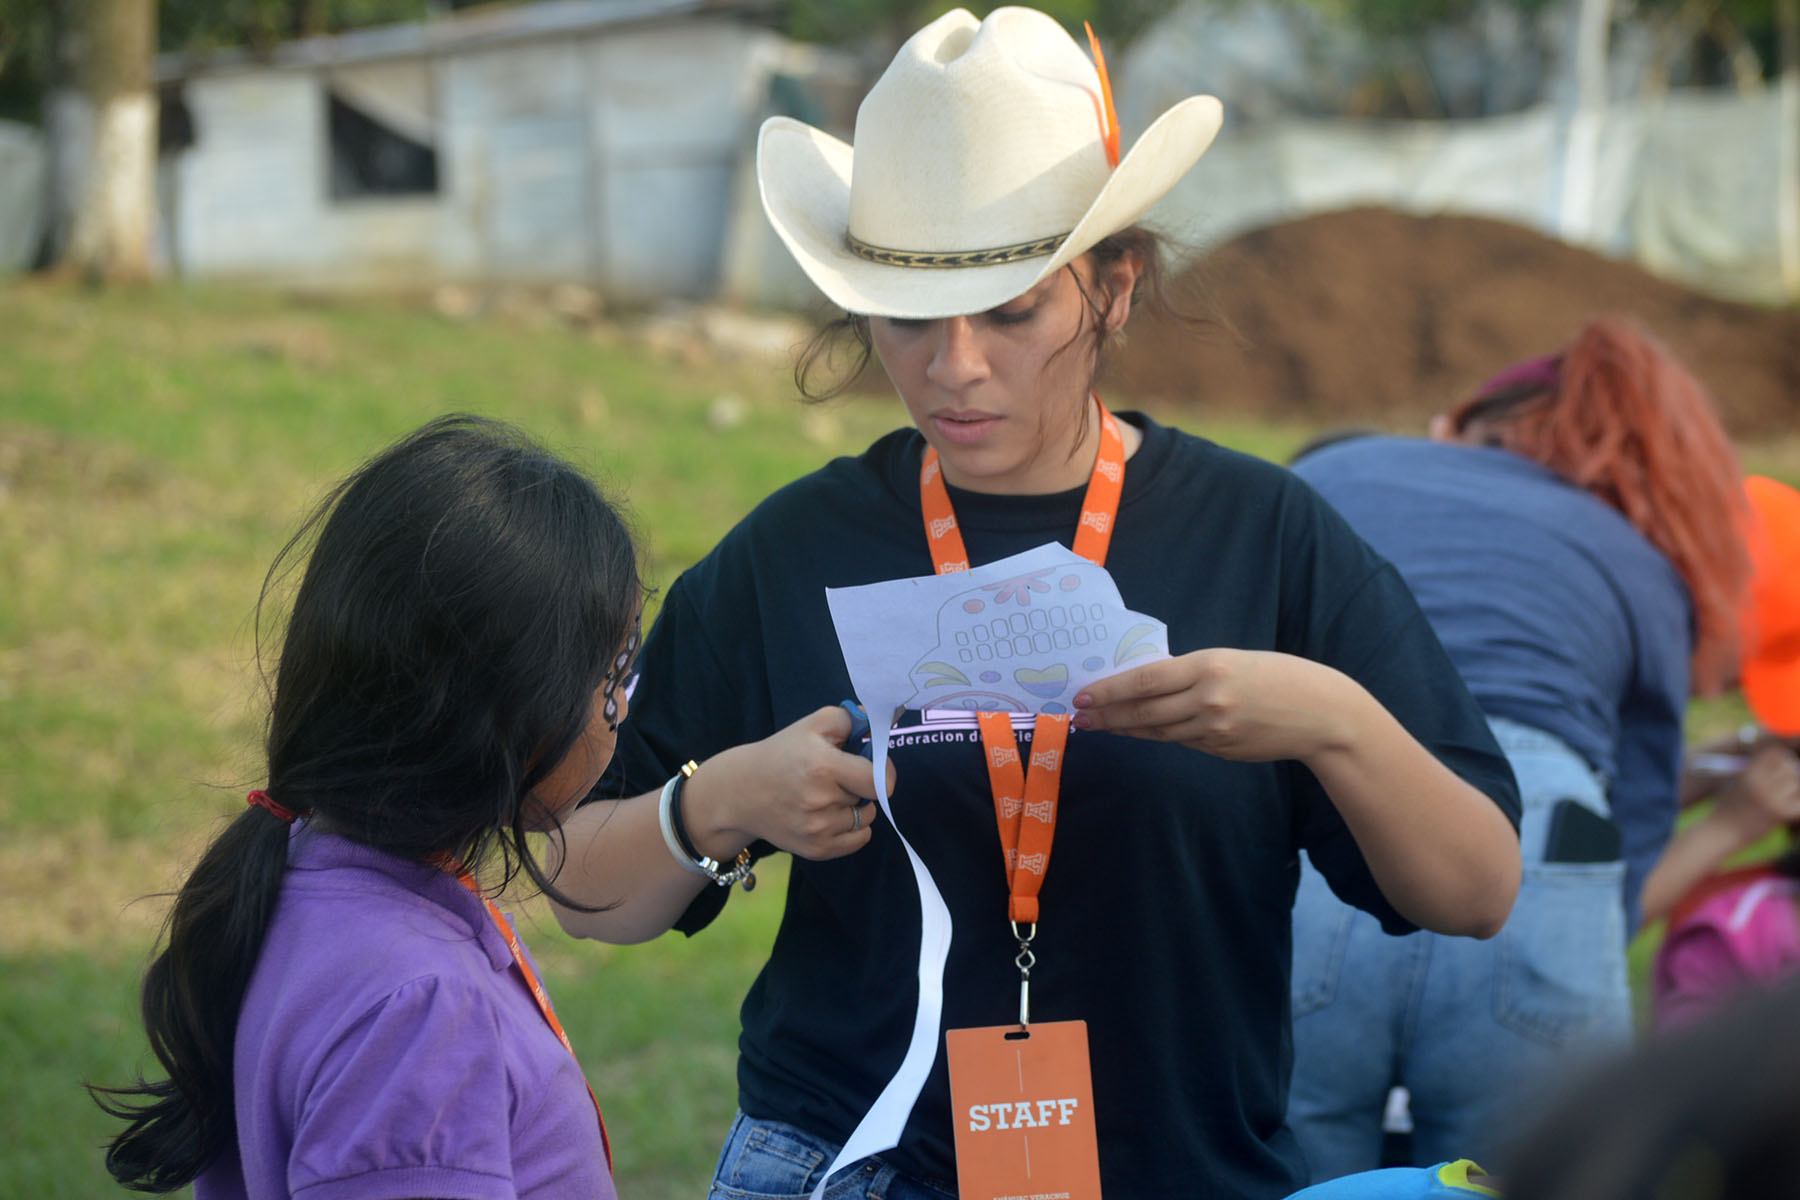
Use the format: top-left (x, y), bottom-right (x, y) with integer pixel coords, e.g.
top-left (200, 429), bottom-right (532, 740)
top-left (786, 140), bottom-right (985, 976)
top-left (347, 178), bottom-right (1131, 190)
top-left (602, 618), bottom-right (641, 731)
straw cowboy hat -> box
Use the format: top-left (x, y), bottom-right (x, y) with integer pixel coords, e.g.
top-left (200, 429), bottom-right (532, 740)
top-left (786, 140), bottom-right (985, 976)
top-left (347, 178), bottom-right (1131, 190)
top-left (757, 6), bottom-right (1223, 319)
top-left (1742, 475), bottom-right (1800, 735)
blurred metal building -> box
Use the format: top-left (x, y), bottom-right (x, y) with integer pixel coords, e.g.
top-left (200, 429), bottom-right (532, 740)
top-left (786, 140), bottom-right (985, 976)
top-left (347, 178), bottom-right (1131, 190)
top-left (147, 0), bottom-right (857, 305)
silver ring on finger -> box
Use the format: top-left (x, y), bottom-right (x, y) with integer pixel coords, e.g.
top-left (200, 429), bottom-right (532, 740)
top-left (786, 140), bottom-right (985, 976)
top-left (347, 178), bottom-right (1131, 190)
top-left (850, 804), bottom-right (863, 833)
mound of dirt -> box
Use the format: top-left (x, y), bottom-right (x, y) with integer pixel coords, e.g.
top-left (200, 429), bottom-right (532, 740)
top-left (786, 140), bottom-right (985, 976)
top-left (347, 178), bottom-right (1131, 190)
top-left (1111, 206), bottom-right (1800, 438)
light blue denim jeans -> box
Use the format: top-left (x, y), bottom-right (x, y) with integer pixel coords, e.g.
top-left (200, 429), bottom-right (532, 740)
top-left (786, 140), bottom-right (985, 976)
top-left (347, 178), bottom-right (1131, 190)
top-left (1286, 717), bottom-right (1633, 1183)
top-left (707, 1111), bottom-right (960, 1200)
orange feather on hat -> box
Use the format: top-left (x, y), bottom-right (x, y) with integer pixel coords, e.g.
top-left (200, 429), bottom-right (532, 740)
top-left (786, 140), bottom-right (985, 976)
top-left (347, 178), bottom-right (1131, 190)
top-left (1084, 22), bottom-right (1121, 169)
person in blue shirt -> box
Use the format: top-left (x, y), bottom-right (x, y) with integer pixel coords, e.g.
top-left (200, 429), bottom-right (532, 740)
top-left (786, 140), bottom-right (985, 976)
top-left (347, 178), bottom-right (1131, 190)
top-left (1285, 315), bottom-right (1752, 1182)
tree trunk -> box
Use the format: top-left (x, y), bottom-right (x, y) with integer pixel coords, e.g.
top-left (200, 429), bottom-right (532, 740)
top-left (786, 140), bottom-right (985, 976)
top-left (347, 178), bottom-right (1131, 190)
top-left (1709, 9), bottom-right (1767, 95)
top-left (44, 0), bottom-right (158, 284)
top-left (1778, 0), bottom-right (1799, 296)
top-left (1643, 0), bottom-right (1718, 98)
top-left (293, 0), bottom-right (332, 39)
top-left (1557, 0), bottom-right (1611, 244)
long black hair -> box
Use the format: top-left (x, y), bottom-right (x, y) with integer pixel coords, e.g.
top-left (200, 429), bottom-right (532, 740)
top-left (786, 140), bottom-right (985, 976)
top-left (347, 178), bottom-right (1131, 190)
top-left (90, 414), bottom-right (642, 1191)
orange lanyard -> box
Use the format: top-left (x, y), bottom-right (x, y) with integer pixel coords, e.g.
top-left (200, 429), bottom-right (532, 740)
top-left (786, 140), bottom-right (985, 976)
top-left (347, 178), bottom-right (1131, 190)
top-left (453, 870), bottom-right (613, 1167)
top-left (919, 397), bottom-right (1125, 929)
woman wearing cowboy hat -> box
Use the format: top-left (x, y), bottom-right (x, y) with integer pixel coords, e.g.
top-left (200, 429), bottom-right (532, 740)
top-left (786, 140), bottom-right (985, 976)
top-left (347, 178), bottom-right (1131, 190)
top-left (550, 9), bottom-right (1521, 1198)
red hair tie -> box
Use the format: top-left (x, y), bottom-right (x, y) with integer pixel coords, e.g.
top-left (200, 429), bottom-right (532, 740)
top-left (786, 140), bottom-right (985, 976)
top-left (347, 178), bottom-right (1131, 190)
top-left (247, 789), bottom-right (302, 824)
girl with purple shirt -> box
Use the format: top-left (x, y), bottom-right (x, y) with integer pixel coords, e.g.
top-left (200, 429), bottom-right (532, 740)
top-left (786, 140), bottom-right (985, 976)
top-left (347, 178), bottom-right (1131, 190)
top-left (91, 415), bottom-right (642, 1199)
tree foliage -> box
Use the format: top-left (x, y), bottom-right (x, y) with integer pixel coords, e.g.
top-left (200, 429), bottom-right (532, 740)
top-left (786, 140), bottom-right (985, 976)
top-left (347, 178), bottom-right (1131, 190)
top-left (776, 0), bottom-right (1177, 54)
top-left (2, 0), bottom-right (1788, 127)
top-left (774, 0), bottom-right (1791, 95)
top-left (1298, 0), bottom-right (1558, 37)
top-left (0, 0), bottom-right (435, 121)
top-left (1627, 0), bottom-right (1793, 88)
top-left (0, 0), bottom-right (50, 119)
top-left (1292, 0), bottom-right (1789, 85)
top-left (160, 0), bottom-right (433, 55)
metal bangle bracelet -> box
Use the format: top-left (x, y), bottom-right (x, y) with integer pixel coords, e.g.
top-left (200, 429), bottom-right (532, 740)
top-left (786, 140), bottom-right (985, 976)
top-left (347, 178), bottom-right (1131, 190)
top-left (658, 773), bottom-right (711, 877)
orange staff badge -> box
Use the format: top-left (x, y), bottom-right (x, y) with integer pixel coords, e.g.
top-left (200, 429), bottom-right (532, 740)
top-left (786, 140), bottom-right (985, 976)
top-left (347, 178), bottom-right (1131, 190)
top-left (947, 1020), bottom-right (1102, 1200)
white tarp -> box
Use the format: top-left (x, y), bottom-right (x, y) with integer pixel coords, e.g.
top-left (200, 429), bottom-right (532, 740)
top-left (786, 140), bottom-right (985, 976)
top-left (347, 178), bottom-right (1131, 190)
top-left (1632, 89), bottom-right (1796, 301)
top-left (1132, 93), bottom-right (1799, 304)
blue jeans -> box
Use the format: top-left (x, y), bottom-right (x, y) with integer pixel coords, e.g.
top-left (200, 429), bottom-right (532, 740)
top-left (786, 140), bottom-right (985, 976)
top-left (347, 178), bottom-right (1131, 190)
top-left (707, 1111), bottom-right (960, 1200)
top-left (1287, 718), bottom-right (1633, 1182)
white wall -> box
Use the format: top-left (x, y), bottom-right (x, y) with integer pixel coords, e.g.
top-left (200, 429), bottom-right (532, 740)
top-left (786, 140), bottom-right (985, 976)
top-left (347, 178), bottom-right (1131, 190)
top-left (438, 37), bottom-right (596, 282)
top-left (171, 70), bottom-right (443, 285)
top-left (586, 20), bottom-right (768, 300)
top-left (164, 16), bottom-right (783, 298)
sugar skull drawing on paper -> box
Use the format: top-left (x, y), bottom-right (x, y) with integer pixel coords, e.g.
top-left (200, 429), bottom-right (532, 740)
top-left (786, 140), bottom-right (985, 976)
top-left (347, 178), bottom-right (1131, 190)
top-left (905, 563), bottom-right (1165, 714)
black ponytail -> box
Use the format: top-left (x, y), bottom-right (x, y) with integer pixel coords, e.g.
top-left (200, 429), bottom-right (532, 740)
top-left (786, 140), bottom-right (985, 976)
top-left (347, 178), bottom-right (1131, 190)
top-left (91, 811), bottom-right (292, 1188)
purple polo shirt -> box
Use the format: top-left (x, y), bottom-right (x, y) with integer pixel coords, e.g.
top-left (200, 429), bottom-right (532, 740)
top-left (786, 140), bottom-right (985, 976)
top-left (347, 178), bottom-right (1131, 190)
top-left (197, 825), bottom-right (616, 1200)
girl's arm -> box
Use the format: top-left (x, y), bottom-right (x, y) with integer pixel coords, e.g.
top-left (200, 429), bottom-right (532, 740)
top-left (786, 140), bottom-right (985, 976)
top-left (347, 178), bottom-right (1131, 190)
top-left (548, 705), bottom-right (888, 943)
top-left (1638, 742), bottom-right (1800, 928)
top-left (1071, 648), bottom-right (1521, 937)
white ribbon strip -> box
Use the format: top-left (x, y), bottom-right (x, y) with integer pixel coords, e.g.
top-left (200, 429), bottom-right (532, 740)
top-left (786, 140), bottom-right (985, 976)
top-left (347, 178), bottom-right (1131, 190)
top-left (807, 714), bottom-right (951, 1200)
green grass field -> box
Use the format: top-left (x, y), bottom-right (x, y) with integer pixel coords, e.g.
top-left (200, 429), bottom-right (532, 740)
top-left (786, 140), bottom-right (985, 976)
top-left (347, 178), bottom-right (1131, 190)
top-left (1, 279), bottom-right (1788, 1197)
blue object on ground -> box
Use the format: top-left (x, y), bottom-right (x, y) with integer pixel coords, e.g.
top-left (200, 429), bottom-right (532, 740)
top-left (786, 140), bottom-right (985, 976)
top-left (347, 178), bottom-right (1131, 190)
top-left (1281, 1160), bottom-right (1502, 1199)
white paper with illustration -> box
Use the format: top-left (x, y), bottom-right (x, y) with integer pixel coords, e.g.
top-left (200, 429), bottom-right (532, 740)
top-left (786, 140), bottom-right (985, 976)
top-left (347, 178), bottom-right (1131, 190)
top-left (811, 542), bottom-right (1170, 1197)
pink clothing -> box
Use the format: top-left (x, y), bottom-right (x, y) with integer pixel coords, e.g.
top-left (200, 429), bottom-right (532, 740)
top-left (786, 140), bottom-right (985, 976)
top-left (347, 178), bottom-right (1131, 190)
top-left (1651, 867), bottom-right (1800, 1032)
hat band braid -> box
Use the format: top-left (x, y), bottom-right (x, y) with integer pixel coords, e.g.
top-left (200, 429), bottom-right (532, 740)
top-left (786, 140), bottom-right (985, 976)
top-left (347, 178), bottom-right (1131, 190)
top-left (844, 230), bottom-right (1070, 269)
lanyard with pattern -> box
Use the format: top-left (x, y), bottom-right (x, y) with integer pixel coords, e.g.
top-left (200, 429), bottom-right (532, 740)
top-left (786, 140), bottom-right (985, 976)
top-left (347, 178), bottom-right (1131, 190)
top-left (918, 396), bottom-right (1125, 1023)
top-left (453, 869), bottom-right (613, 1166)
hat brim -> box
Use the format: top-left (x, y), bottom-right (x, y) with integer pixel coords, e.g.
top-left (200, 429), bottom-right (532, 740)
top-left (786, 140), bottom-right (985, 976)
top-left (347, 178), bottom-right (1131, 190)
top-left (758, 94), bottom-right (1224, 320)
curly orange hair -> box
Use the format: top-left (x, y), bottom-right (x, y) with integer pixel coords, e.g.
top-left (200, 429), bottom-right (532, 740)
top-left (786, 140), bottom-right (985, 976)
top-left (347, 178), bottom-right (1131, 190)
top-left (1443, 315), bottom-right (1751, 694)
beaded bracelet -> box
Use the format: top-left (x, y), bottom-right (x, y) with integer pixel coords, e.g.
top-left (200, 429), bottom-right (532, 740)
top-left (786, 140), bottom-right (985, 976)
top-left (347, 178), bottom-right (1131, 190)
top-left (662, 760), bottom-right (756, 890)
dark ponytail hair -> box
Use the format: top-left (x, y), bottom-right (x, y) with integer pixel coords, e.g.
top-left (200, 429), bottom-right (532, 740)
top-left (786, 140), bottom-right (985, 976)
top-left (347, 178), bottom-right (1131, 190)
top-left (90, 415), bottom-right (642, 1190)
